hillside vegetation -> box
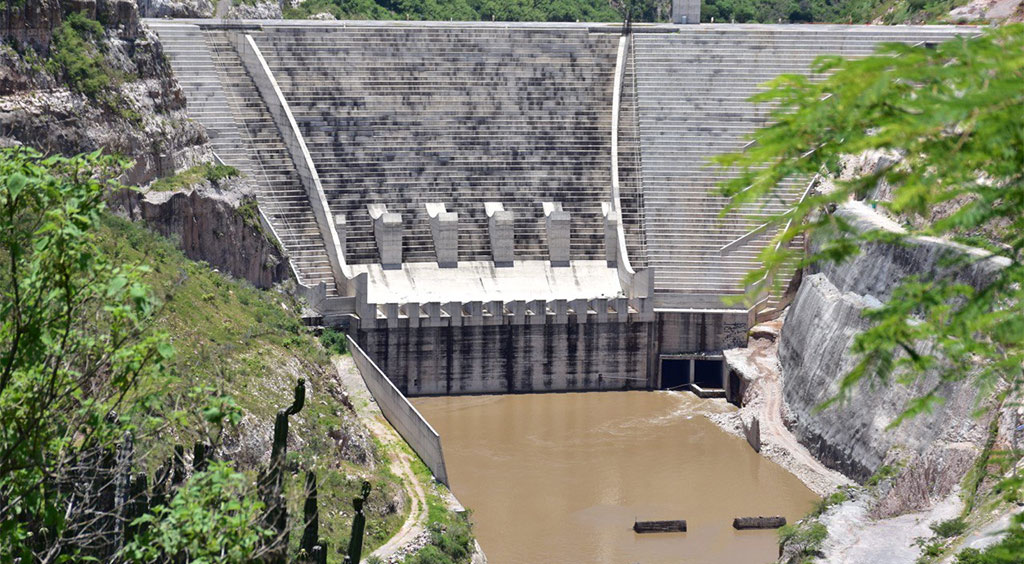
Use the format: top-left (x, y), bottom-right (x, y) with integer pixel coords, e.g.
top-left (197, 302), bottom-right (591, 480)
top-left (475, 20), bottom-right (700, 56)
top-left (100, 210), bottom-right (411, 560)
top-left (280, 0), bottom-right (981, 25)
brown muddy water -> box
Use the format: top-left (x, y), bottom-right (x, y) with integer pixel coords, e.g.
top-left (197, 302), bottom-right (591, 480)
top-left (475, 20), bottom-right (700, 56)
top-left (413, 391), bottom-right (818, 564)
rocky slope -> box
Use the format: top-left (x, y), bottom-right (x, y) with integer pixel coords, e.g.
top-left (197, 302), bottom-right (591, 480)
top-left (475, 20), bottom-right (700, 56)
top-left (111, 176), bottom-right (290, 288)
top-left (1, 0), bottom-right (291, 287)
top-left (137, 0), bottom-right (215, 18)
top-left (780, 202), bottom-right (1008, 508)
top-left (0, 0), bottom-right (208, 185)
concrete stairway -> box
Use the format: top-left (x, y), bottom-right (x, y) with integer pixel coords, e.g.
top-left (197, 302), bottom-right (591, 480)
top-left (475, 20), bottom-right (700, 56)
top-left (149, 22), bottom-right (252, 174)
top-left (251, 26), bottom-right (620, 266)
top-left (631, 25), bottom-right (969, 306)
top-left (202, 30), bottom-right (337, 295)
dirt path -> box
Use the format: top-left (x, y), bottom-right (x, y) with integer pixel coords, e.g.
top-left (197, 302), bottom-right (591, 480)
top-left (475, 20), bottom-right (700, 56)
top-left (334, 356), bottom-right (429, 563)
top-left (713, 320), bottom-right (853, 496)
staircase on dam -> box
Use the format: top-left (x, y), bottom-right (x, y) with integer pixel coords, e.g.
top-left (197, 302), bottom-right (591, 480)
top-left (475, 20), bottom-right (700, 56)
top-left (630, 25), bottom-right (968, 307)
top-left (150, 22), bottom-right (337, 294)
top-left (250, 26), bottom-right (620, 266)
top-left (154, 23), bottom-right (253, 173)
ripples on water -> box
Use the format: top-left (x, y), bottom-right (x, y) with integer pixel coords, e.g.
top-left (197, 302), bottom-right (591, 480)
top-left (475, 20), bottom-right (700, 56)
top-left (413, 391), bottom-right (819, 564)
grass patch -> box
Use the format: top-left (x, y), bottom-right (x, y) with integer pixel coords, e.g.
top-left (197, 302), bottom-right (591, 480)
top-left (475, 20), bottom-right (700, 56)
top-left (963, 418), bottom-right (1001, 515)
top-left (810, 489), bottom-right (849, 517)
top-left (866, 463), bottom-right (901, 487)
top-left (321, 328), bottom-right (349, 356)
top-left (46, 11), bottom-right (110, 98)
top-left (779, 521), bottom-right (828, 564)
top-left (396, 442), bottom-right (476, 564)
top-left (931, 517), bottom-right (968, 538)
top-left (149, 163), bottom-right (240, 192)
top-left (44, 11), bottom-right (141, 123)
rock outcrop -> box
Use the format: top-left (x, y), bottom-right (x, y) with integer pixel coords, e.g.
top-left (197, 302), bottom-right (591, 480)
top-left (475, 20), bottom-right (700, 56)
top-left (779, 202), bottom-right (1007, 513)
top-left (0, 0), bottom-right (208, 185)
top-left (110, 178), bottom-right (290, 288)
top-left (224, 0), bottom-right (283, 19)
top-left (137, 0), bottom-right (215, 18)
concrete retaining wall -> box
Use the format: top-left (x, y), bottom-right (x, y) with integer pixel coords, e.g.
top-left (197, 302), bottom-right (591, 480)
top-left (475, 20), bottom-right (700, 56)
top-left (348, 336), bottom-right (449, 486)
top-left (356, 308), bottom-right (750, 395)
top-left (357, 320), bottom-right (653, 395)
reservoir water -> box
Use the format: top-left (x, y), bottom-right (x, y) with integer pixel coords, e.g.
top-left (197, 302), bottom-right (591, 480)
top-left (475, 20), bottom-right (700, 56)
top-left (413, 391), bottom-right (819, 564)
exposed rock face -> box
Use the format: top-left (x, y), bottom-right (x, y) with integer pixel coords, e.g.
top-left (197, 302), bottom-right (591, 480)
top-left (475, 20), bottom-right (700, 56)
top-left (225, 0), bottom-right (283, 19)
top-left (110, 178), bottom-right (290, 288)
top-left (137, 0), bottom-right (215, 18)
top-left (0, 0), bottom-right (63, 53)
top-left (779, 202), bottom-right (1005, 512)
top-left (1, 0), bottom-right (208, 186)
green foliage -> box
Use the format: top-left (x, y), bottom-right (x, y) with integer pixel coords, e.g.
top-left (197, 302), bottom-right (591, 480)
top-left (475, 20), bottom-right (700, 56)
top-left (122, 461), bottom-right (272, 563)
top-left (401, 452), bottom-right (475, 564)
top-left (810, 489), bottom-right (848, 516)
top-left (46, 12), bottom-right (114, 98)
top-left (284, 0), bottom-right (623, 22)
top-left (717, 25), bottom-right (1024, 428)
top-left (779, 521), bottom-right (828, 563)
top-left (700, 0), bottom-right (968, 23)
top-left (149, 163), bottom-right (240, 192)
top-left (98, 214), bottom-right (410, 557)
top-left (404, 520), bottom-right (474, 564)
top-left (955, 517), bottom-right (1024, 563)
top-left (320, 327), bottom-right (349, 356)
top-left (866, 464), bottom-right (900, 487)
top-left (931, 517), bottom-right (968, 538)
top-left (0, 147), bottom-right (170, 561)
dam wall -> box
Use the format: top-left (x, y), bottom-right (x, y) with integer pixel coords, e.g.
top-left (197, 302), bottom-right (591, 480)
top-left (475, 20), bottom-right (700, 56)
top-left (355, 303), bottom-right (749, 395)
top-left (146, 20), bottom-right (975, 398)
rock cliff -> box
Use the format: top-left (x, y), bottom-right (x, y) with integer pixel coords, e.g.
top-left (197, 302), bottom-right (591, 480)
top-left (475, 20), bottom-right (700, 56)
top-left (137, 0), bottom-right (214, 18)
top-left (110, 178), bottom-right (290, 289)
top-left (2, 0), bottom-right (291, 288)
top-left (1, 0), bottom-right (208, 185)
top-left (779, 202), bottom-right (1008, 514)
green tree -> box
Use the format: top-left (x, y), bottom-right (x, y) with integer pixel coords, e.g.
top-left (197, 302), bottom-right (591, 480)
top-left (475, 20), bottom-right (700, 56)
top-left (0, 147), bottom-right (171, 562)
top-left (121, 461), bottom-right (272, 564)
top-left (716, 23), bottom-right (1023, 548)
top-left (0, 147), bottom-right (258, 562)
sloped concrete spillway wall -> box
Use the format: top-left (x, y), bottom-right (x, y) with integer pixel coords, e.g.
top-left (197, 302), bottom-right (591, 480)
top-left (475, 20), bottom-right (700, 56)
top-left (349, 337), bottom-right (449, 485)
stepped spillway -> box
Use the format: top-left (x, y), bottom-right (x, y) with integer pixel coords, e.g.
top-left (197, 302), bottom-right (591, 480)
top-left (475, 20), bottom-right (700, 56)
top-left (629, 24), bottom-right (967, 307)
top-left (251, 25), bottom-right (619, 265)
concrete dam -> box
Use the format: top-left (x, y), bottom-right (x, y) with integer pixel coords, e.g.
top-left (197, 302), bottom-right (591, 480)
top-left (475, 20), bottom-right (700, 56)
top-left (149, 18), bottom-right (967, 397)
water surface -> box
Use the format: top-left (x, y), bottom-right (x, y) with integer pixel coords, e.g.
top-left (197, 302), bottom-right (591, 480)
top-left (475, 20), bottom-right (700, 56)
top-left (414, 391), bottom-right (818, 564)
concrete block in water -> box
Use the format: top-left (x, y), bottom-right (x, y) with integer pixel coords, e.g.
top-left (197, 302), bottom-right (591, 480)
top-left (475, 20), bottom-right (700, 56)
top-left (634, 519), bottom-right (686, 533)
top-left (733, 516), bottom-right (786, 530)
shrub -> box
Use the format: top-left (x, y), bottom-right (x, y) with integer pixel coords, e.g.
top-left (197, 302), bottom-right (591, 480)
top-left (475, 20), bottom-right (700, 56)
top-left (931, 517), bottom-right (968, 538)
top-left (320, 328), bottom-right (349, 356)
top-left (866, 464), bottom-right (900, 487)
top-left (46, 12), bottom-right (114, 98)
top-left (810, 489), bottom-right (849, 516)
top-left (408, 545), bottom-right (454, 564)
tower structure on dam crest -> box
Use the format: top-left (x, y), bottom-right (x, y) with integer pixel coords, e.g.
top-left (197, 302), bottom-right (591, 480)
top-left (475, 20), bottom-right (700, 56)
top-left (149, 18), bottom-right (972, 397)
